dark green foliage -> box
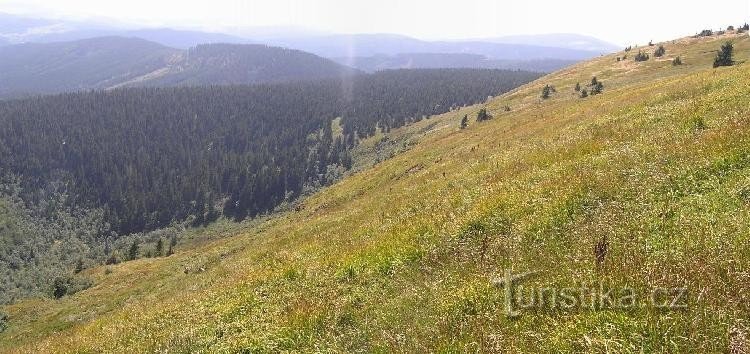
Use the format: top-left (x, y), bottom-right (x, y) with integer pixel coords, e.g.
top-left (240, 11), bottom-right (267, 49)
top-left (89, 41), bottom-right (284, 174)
top-left (574, 82), bottom-right (581, 92)
top-left (648, 40), bottom-right (654, 46)
top-left (0, 310), bottom-right (7, 333)
top-left (127, 241), bottom-right (139, 261)
top-left (654, 45), bottom-right (666, 57)
top-left (740, 23), bottom-right (749, 33)
top-left (0, 186), bottom-right (110, 304)
top-left (74, 259), bottom-right (85, 274)
top-left (727, 26), bottom-right (735, 31)
top-left (460, 115), bottom-right (469, 129)
top-left (0, 69), bottom-right (538, 236)
top-left (634, 51), bottom-right (650, 62)
top-left (156, 238), bottom-right (164, 257)
top-left (697, 29), bottom-right (713, 37)
top-left (580, 89), bottom-right (589, 98)
top-left (503, 105), bottom-right (511, 112)
top-left (541, 84), bottom-right (555, 99)
top-left (52, 277), bottom-right (69, 299)
top-left (624, 46), bottom-right (632, 52)
top-left (50, 275), bottom-right (92, 299)
top-left (590, 82), bottom-right (604, 95)
top-left (476, 108), bottom-right (492, 122)
top-left (672, 56), bottom-right (683, 66)
top-left (713, 42), bottom-right (734, 68)
top-left (590, 77), bottom-right (599, 87)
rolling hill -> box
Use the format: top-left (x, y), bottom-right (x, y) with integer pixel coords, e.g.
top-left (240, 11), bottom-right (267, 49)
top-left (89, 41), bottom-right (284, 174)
top-left (1, 30), bottom-right (749, 352)
top-left (0, 37), bottom-right (359, 98)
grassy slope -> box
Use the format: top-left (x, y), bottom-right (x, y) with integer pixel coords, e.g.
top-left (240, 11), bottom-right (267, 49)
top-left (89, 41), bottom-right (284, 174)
top-left (2, 33), bottom-right (750, 353)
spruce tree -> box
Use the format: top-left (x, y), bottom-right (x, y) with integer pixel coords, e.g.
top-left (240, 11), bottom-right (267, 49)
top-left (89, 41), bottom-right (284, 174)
top-left (476, 108), bottom-right (491, 122)
top-left (460, 115), bottom-right (468, 129)
top-left (654, 45), bottom-right (666, 57)
top-left (541, 85), bottom-right (553, 99)
top-left (713, 42), bottom-right (734, 68)
top-left (127, 240), bottom-right (139, 261)
top-left (156, 238), bottom-right (164, 256)
top-left (574, 82), bottom-right (581, 92)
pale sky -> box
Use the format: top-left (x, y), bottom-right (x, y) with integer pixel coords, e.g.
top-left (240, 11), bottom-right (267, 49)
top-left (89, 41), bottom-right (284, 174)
top-left (1, 0), bottom-right (748, 45)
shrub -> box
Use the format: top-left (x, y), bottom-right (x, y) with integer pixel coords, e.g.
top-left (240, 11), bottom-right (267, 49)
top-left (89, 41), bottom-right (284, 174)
top-left (697, 29), bottom-right (713, 37)
top-left (672, 56), bottom-right (683, 66)
top-left (541, 85), bottom-right (555, 99)
top-left (654, 45), bottom-right (666, 57)
top-left (713, 42), bottom-right (734, 68)
top-left (624, 46), bottom-right (632, 52)
top-left (574, 82), bottom-right (581, 92)
top-left (580, 89), bottom-right (589, 98)
top-left (727, 25), bottom-right (735, 31)
top-left (460, 115), bottom-right (468, 129)
top-left (634, 50), bottom-right (650, 62)
top-left (503, 105), bottom-right (511, 112)
top-left (476, 108), bottom-right (491, 122)
top-left (0, 311), bottom-right (8, 333)
top-left (590, 82), bottom-right (604, 95)
top-left (648, 40), bottom-right (654, 46)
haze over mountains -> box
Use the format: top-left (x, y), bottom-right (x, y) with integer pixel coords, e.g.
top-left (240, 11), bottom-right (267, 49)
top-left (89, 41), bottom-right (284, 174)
top-left (0, 12), bottom-right (619, 88)
top-left (0, 37), bottom-right (359, 98)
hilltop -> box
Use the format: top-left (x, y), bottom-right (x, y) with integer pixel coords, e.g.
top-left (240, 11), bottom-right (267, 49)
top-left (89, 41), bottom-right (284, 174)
top-left (1, 30), bottom-right (749, 352)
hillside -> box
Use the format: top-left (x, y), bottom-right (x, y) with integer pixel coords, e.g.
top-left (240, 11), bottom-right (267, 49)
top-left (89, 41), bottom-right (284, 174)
top-left (1, 31), bottom-right (749, 352)
top-left (0, 37), bottom-right (179, 97)
top-left (0, 37), bottom-right (358, 98)
top-left (334, 53), bottom-right (577, 72)
top-left (135, 43), bottom-right (359, 87)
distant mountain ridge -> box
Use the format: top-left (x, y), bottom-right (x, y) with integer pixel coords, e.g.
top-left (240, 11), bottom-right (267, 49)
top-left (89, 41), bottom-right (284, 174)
top-left (0, 37), bottom-right (359, 98)
top-left (0, 12), bottom-right (614, 67)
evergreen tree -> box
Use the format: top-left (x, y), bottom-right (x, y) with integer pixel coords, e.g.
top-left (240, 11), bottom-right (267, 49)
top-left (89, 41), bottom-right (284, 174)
top-left (590, 77), bottom-right (599, 87)
top-left (654, 45), bottom-right (666, 57)
top-left (574, 82), bottom-right (581, 92)
top-left (476, 108), bottom-right (491, 122)
top-left (52, 277), bottom-right (68, 299)
top-left (460, 115), bottom-right (469, 129)
top-left (634, 50), bottom-right (650, 62)
top-left (127, 240), bottom-right (139, 261)
top-left (580, 89), bottom-right (589, 98)
top-left (713, 42), bottom-right (734, 68)
top-left (74, 259), bottom-right (85, 273)
top-left (590, 82), bottom-right (604, 95)
top-left (0, 311), bottom-right (8, 333)
top-left (156, 238), bottom-right (164, 257)
top-left (541, 85), bottom-right (554, 99)
top-left (672, 56), bottom-right (683, 66)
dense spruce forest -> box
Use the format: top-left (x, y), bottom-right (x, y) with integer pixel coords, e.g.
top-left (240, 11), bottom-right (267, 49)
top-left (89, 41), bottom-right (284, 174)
top-left (0, 68), bottom-right (539, 303)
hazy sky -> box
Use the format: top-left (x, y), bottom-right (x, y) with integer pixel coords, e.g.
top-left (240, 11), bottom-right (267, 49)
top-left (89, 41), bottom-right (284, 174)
top-left (1, 0), bottom-right (748, 45)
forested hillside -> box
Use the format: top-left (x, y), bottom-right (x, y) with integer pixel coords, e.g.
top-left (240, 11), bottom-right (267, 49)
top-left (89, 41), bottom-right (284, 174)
top-left (135, 43), bottom-right (359, 87)
top-left (0, 68), bottom-right (539, 303)
top-left (0, 37), bottom-right (179, 97)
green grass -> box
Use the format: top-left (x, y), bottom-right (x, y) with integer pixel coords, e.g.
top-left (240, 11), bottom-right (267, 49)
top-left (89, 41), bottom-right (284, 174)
top-left (2, 33), bottom-right (750, 353)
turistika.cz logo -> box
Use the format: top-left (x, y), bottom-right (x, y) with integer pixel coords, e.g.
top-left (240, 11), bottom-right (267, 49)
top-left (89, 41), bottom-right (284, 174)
top-left (492, 269), bottom-right (688, 318)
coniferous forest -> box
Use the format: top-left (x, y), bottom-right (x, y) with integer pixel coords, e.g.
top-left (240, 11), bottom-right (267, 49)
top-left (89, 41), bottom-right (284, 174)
top-left (0, 68), bottom-right (539, 302)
